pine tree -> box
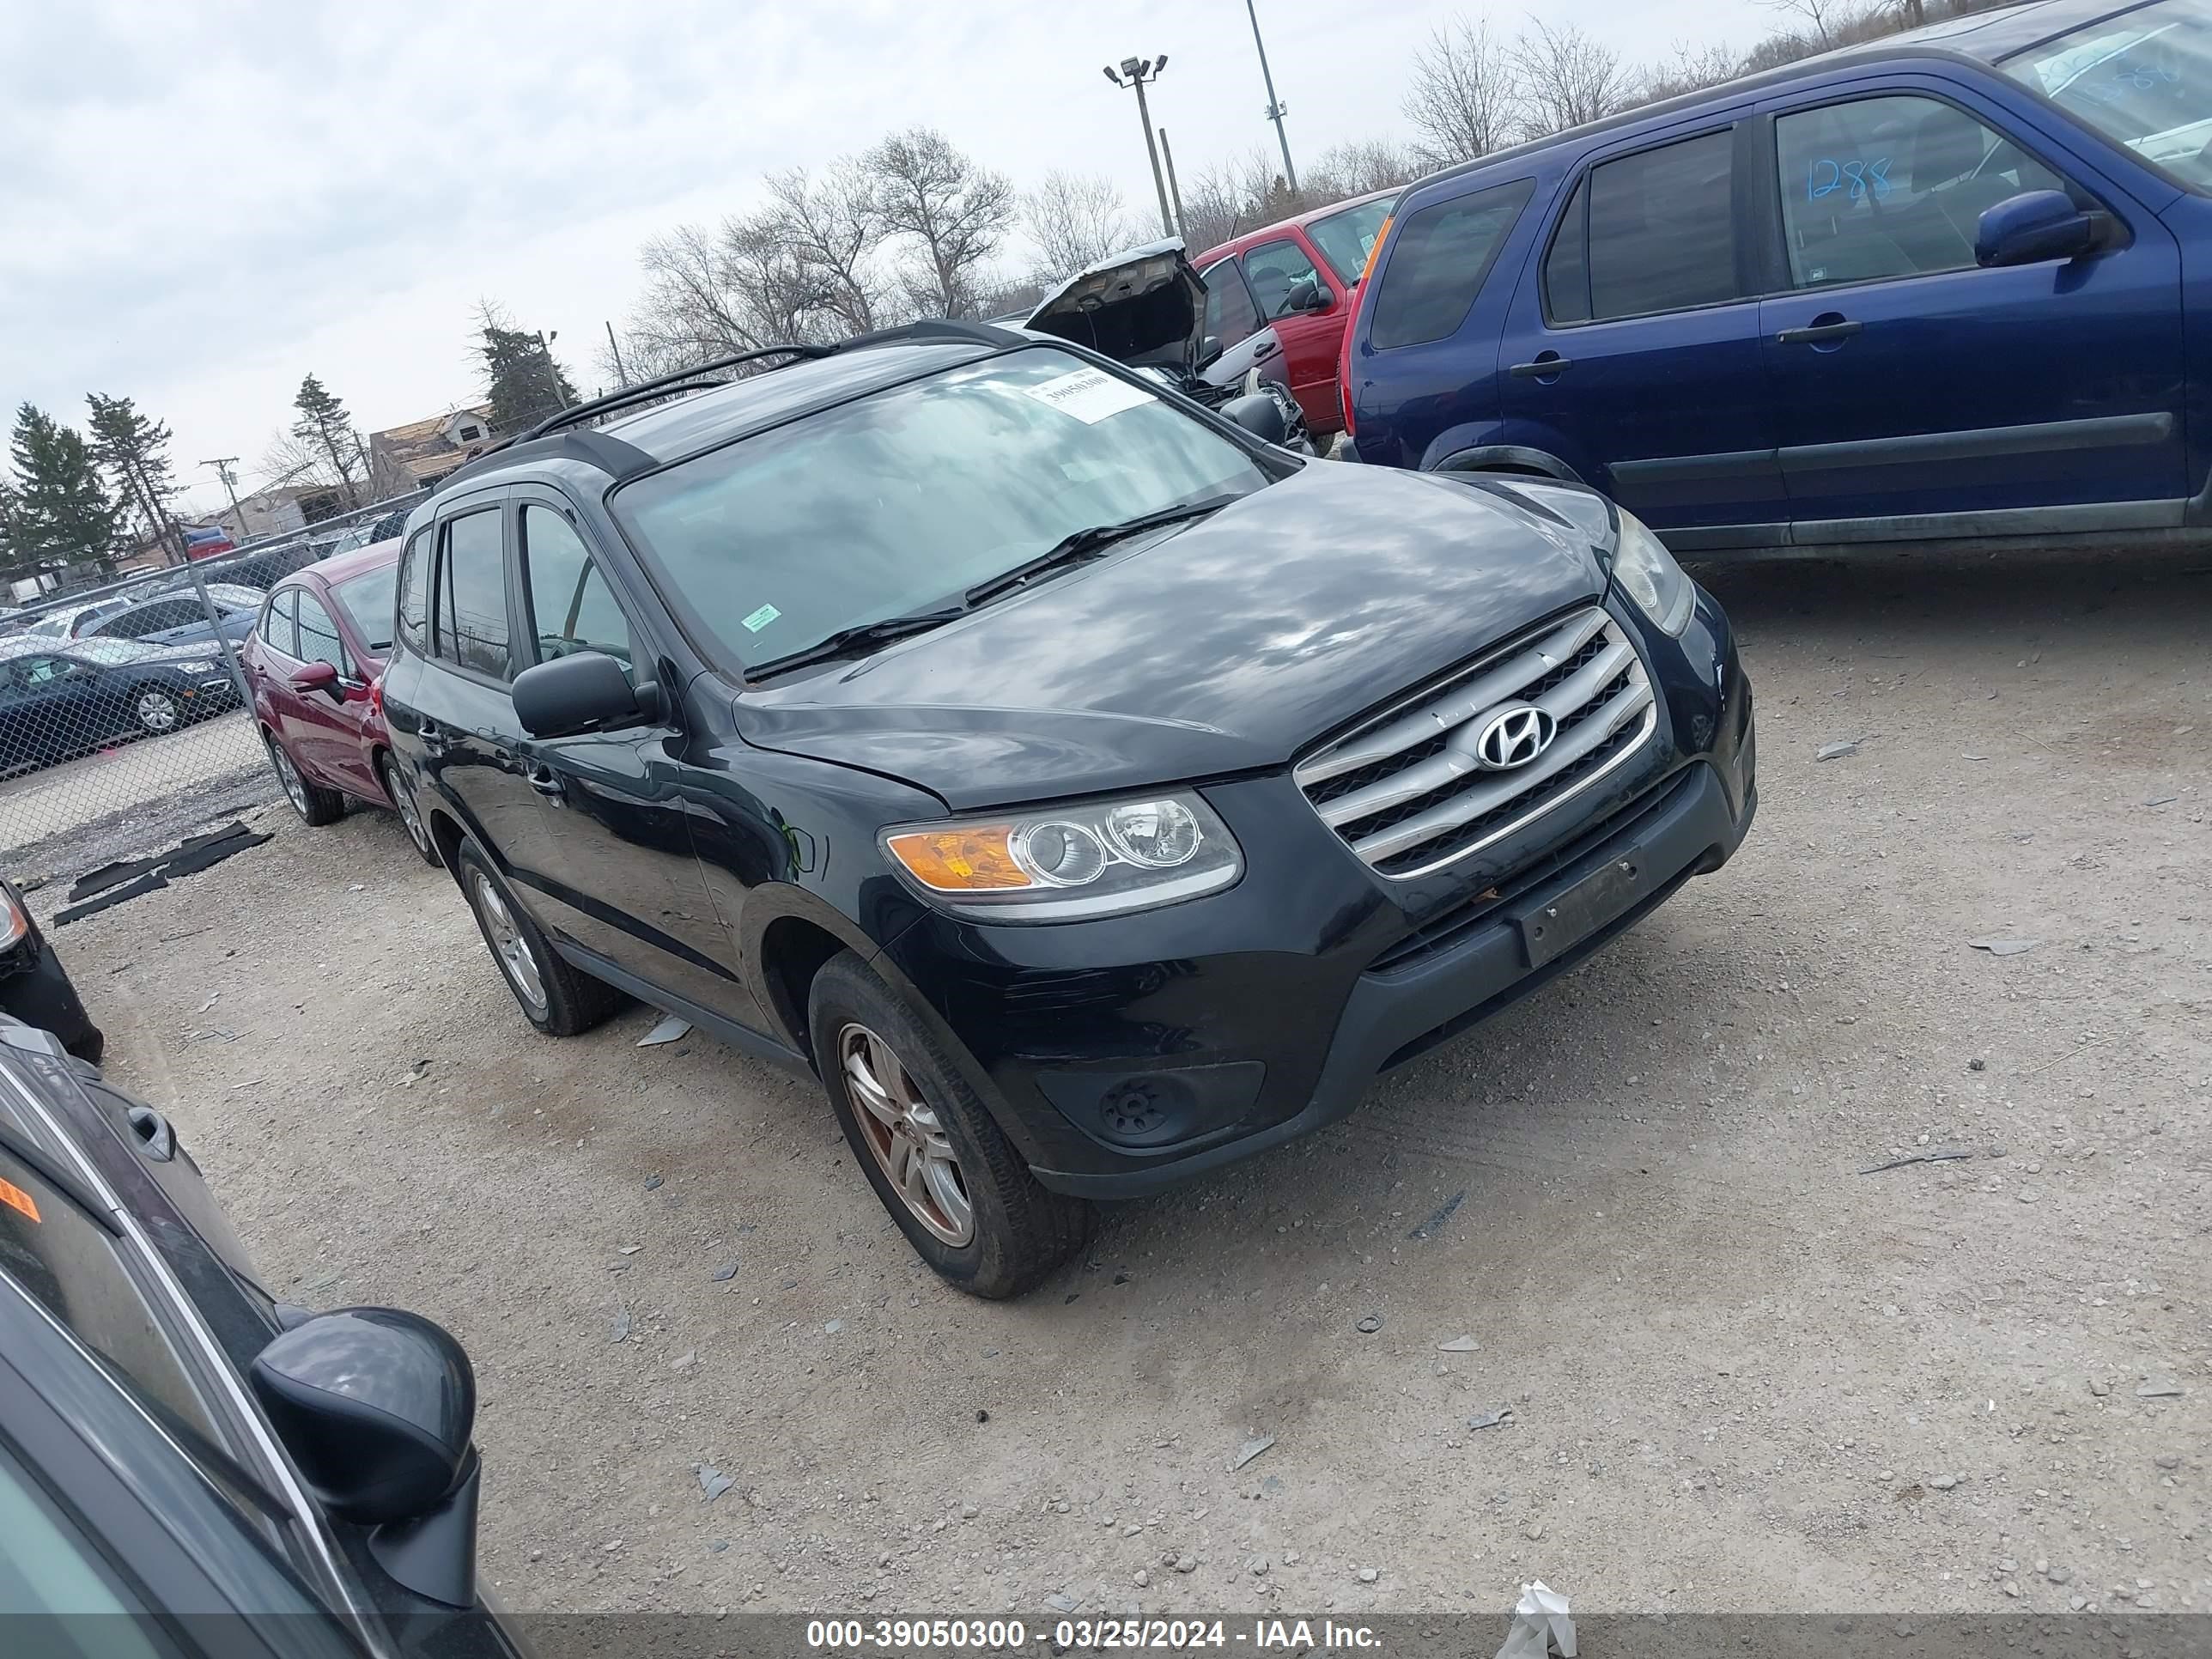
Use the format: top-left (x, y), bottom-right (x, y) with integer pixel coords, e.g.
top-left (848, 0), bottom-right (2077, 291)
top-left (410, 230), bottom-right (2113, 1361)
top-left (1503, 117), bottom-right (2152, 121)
top-left (476, 304), bottom-right (579, 432)
top-left (87, 393), bottom-right (183, 562)
top-left (6, 404), bottom-right (119, 575)
top-left (291, 374), bottom-right (364, 507)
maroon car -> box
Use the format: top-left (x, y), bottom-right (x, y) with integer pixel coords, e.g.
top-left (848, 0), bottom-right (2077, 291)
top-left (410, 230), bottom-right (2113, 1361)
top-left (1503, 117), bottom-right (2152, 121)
top-left (240, 540), bottom-right (439, 864)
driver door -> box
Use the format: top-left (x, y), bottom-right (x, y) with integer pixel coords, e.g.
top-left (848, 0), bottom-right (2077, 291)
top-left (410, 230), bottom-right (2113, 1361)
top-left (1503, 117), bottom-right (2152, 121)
top-left (1236, 234), bottom-right (1343, 428)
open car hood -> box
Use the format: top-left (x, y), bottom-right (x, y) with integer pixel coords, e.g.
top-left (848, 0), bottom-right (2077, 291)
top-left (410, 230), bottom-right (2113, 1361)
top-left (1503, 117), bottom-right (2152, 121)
top-left (1023, 238), bottom-right (1204, 375)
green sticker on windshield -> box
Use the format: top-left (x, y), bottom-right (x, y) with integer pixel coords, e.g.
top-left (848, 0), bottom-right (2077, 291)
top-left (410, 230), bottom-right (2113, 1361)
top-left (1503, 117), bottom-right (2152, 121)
top-left (742, 604), bottom-right (781, 633)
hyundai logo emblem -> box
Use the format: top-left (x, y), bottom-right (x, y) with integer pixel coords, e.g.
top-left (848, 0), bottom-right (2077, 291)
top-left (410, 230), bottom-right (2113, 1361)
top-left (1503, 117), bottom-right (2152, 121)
top-left (1470, 702), bottom-right (1557, 770)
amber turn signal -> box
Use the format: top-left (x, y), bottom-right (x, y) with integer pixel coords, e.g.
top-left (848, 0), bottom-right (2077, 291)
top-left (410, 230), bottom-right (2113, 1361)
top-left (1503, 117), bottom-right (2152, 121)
top-left (884, 825), bottom-right (1032, 892)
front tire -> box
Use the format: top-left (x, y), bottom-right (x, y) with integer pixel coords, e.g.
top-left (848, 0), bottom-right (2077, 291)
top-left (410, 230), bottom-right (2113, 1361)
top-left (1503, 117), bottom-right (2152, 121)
top-left (806, 951), bottom-right (1089, 1299)
top-left (264, 731), bottom-right (343, 826)
top-left (377, 753), bottom-right (441, 866)
top-left (453, 841), bottom-right (621, 1036)
top-left (133, 685), bottom-right (182, 737)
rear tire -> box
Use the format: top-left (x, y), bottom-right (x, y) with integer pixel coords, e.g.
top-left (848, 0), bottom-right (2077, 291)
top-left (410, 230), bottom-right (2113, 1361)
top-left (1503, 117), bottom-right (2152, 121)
top-left (806, 951), bottom-right (1090, 1299)
top-left (264, 731), bottom-right (343, 826)
top-left (453, 840), bottom-right (621, 1036)
top-left (133, 685), bottom-right (182, 738)
top-left (377, 753), bottom-right (441, 866)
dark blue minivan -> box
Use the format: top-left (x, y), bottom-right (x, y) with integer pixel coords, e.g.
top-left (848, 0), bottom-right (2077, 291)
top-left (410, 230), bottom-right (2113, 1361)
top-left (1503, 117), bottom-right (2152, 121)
top-left (1344, 0), bottom-right (2212, 555)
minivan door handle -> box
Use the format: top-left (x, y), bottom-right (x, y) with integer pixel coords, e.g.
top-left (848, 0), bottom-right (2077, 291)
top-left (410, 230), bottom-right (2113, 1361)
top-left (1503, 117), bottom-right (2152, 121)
top-left (1510, 353), bottom-right (1573, 379)
top-left (1776, 318), bottom-right (1863, 346)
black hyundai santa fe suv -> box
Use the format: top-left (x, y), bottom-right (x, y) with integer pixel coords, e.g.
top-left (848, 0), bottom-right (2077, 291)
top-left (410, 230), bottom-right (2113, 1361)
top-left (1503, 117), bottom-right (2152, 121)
top-left (383, 320), bottom-right (1755, 1297)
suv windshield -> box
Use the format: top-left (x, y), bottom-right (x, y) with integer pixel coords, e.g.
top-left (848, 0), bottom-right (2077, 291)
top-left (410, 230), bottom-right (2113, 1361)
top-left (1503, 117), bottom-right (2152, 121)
top-left (611, 346), bottom-right (1271, 669)
top-left (2003, 0), bottom-right (2212, 186)
top-left (1305, 198), bottom-right (1393, 283)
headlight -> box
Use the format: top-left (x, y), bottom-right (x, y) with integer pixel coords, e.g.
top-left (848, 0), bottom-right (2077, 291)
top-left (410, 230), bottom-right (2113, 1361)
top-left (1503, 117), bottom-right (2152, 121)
top-left (178, 660), bottom-right (217, 674)
top-left (1, 890), bottom-right (28, 950)
top-left (1609, 507), bottom-right (1695, 637)
top-left (883, 790), bottom-right (1241, 921)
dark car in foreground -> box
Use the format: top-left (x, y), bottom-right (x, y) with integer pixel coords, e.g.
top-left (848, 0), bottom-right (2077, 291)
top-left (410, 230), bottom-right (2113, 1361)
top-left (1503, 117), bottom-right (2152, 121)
top-left (382, 320), bottom-right (1755, 1297)
top-left (0, 879), bottom-right (100, 1062)
top-left (0, 636), bottom-right (240, 770)
top-left (1344, 0), bottom-right (2212, 558)
top-left (0, 1017), bottom-right (518, 1655)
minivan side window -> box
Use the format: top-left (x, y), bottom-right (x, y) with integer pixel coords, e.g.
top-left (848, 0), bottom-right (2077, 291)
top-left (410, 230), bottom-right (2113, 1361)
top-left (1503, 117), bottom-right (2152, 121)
top-left (1775, 94), bottom-right (2067, 288)
top-left (520, 505), bottom-right (637, 675)
top-left (1200, 260), bottom-right (1262, 349)
top-left (1549, 130), bottom-right (1741, 323)
top-left (434, 509), bottom-right (511, 681)
top-left (396, 531), bottom-right (430, 653)
top-left (1368, 179), bottom-right (1535, 349)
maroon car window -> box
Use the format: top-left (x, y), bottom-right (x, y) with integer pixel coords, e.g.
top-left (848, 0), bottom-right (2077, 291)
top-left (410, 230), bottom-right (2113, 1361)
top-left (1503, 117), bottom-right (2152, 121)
top-left (434, 509), bottom-right (511, 681)
top-left (294, 595), bottom-right (348, 677)
top-left (258, 590), bottom-right (298, 659)
top-left (1200, 259), bottom-right (1261, 348)
top-left (1241, 238), bottom-right (1323, 319)
top-left (520, 506), bottom-right (636, 675)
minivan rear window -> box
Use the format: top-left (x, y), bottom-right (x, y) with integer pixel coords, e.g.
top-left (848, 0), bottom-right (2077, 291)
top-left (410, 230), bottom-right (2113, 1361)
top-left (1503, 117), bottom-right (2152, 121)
top-left (1368, 180), bottom-right (1534, 349)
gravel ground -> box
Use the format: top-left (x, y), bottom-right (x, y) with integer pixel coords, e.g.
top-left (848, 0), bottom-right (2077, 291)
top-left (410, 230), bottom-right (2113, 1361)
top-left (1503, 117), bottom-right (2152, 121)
top-left (32, 547), bottom-right (2210, 1620)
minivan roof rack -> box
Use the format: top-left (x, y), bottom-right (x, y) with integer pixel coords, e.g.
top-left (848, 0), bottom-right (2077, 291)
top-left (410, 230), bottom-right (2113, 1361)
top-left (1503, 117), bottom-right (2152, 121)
top-left (521, 344), bottom-right (835, 441)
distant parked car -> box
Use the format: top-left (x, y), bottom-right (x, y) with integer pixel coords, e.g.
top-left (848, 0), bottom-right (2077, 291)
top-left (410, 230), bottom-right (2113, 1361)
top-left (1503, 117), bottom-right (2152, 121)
top-left (1023, 239), bottom-right (1314, 453)
top-left (0, 1015), bottom-right (524, 1655)
top-left (0, 877), bottom-right (100, 1061)
top-left (1344, 0), bottom-right (2212, 557)
top-left (1193, 187), bottom-right (1395, 436)
top-left (241, 540), bottom-right (435, 861)
top-left (0, 636), bottom-right (239, 769)
top-left (76, 583), bottom-right (263, 651)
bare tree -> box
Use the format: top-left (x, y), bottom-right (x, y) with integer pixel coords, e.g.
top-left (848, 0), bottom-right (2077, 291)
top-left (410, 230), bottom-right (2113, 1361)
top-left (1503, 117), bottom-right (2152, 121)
top-left (1404, 16), bottom-right (1522, 166)
top-left (1304, 138), bottom-right (1425, 201)
top-left (1761, 0), bottom-right (1844, 48)
top-left (1022, 172), bottom-right (1133, 283)
top-left (1514, 19), bottom-right (1635, 137)
top-left (763, 161), bottom-right (892, 335)
top-left (864, 128), bottom-right (1017, 318)
top-left (1636, 39), bottom-right (1746, 104)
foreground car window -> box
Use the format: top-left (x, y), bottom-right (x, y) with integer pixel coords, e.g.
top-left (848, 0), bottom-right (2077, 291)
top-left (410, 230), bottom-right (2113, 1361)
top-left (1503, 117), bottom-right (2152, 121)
top-left (612, 348), bottom-right (1269, 667)
top-left (2004, 0), bottom-right (2212, 188)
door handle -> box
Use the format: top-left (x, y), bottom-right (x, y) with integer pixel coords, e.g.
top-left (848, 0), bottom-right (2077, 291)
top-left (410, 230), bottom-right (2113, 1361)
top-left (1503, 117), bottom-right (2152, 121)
top-left (1510, 353), bottom-right (1574, 379)
top-left (417, 724), bottom-right (448, 756)
top-left (526, 764), bottom-right (567, 801)
top-left (1776, 319), bottom-right (1863, 346)
top-left (128, 1106), bottom-right (176, 1163)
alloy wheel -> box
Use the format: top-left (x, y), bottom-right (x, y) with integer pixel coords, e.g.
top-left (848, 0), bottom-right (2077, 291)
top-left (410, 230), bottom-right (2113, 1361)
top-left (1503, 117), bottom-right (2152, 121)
top-left (471, 871), bottom-right (548, 1017)
top-left (837, 1022), bottom-right (975, 1246)
top-left (268, 738), bottom-right (311, 817)
top-left (137, 691), bottom-right (179, 732)
top-left (386, 764), bottom-right (430, 854)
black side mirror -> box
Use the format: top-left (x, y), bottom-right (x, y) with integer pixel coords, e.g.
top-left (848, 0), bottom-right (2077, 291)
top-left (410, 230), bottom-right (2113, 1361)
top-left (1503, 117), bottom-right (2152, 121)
top-left (1195, 334), bottom-right (1224, 372)
top-left (1282, 276), bottom-right (1328, 314)
top-left (1221, 392), bottom-right (1290, 446)
top-left (513, 650), bottom-right (650, 738)
top-left (251, 1307), bottom-right (482, 1606)
top-left (1977, 189), bottom-right (2098, 268)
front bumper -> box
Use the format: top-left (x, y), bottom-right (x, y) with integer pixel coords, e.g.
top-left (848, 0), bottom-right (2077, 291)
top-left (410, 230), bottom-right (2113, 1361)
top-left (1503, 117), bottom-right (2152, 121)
top-left (878, 591), bottom-right (1753, 1199)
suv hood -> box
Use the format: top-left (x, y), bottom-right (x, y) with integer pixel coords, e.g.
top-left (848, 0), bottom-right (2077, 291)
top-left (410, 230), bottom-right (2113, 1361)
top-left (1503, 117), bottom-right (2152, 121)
top-left (1024, 239), bottom-right (1205, 375)
top-left (736, 465), bottom-right (1607, 811)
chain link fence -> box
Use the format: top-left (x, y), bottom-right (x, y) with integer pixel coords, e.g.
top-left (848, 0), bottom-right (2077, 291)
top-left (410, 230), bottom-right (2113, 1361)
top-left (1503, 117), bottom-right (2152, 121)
top-left (0, 493), bottom-right (422, 889)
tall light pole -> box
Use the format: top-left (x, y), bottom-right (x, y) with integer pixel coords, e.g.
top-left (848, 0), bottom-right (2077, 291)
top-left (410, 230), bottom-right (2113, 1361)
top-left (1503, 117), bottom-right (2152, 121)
top-left (1103, 55), bottom-right (1176, 239)
top-left (1243, 0), bottom-right (1299, 194)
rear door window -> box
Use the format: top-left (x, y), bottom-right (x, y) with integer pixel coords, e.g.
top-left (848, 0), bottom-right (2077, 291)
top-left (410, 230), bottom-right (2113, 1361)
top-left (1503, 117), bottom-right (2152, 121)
top-left (1368, 179), bottom-right (1534, 348)
top-left (433, 509), bottom-right (511, 681)
top-left (1571, 130), bottom-right (1743, 321)
top-left (1200, 259), bottom-right (1263, 348)
top-left (258, 591), bottom-right (298, 659)
top-left (1241, 238), bottom-right (1324, 319)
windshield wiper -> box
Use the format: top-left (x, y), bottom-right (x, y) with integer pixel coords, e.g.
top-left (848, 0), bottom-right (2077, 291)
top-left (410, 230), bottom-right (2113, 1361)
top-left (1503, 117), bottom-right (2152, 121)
top-left (963, 497), bottom-right (1237, 608)
top-left (745, 606), bottom-right (967, 678)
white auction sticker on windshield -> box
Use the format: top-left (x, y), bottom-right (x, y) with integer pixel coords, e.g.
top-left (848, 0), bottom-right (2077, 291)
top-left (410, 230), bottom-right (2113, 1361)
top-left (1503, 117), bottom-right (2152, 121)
top-left (1023, 366), bottom-right (1154, 424)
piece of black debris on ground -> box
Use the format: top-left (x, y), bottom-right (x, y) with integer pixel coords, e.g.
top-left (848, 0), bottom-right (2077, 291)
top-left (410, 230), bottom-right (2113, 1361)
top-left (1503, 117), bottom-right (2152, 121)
top-left (1860, 1147), bottom-right (1977, 1175)
top-left (1408, 1190), bottom-right (1466, 1239)
top-left (55, 821), bottom-right (271, 926)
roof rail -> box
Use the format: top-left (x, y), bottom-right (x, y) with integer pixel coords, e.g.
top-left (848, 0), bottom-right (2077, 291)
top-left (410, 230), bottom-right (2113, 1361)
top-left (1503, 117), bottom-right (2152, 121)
top-left (828, 319), bottom-right (1027, 353)
top-left (520, 343), bottom-right (832, 441)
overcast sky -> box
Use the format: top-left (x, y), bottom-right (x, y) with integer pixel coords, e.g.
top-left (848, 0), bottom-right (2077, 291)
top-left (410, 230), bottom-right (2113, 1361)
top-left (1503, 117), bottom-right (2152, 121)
top-left (1, 0), bottom-right (1773, 513)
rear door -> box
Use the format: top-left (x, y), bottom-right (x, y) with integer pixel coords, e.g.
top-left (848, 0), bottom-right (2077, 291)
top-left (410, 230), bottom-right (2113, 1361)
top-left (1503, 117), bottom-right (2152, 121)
top-left (1197, 258), bottom-right (1292, 392)
top-left (1756, 80), bottom-right (2187, 533)
top-left (289, 592), bottom-right (378, 798)
top-left (509, 489), bottom-right (761, 1029)
top-left (1237, 234), bottom-right (1347, 428)
top-left (1498, 123), bottom-right (1789, 539)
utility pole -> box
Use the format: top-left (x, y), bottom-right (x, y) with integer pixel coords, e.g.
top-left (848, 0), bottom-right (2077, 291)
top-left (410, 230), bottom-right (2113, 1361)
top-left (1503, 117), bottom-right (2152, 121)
top-left (199, 457), bottom-right (244, 527)
top-left (1244, 0), bottom-right (1299, 195)
top-left (1158, 128), bottom-right (1188, 243)
top-left (605, 319), bottom-right (629, 387)
top-left (1103, 55), bottom-right (1176, 239)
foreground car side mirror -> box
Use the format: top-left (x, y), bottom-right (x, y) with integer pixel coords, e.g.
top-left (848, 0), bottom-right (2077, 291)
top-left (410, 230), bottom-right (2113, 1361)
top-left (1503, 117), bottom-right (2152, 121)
top-left (251, 1307), bottom-right (482, 1606)
top-left (1194, 333), bottom-right (1224, 372)
top-left (1977, 189), bottom-right (2099, 268)
top-left (513, 651), bottom-right (653, 738)
top-left (1221, 392), bottom-right (1290, 446)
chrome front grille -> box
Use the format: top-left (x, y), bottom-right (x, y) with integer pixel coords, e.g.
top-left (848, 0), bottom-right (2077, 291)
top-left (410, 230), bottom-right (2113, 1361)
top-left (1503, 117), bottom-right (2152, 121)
top-left (1295, 608), bottom-right (1657, 878)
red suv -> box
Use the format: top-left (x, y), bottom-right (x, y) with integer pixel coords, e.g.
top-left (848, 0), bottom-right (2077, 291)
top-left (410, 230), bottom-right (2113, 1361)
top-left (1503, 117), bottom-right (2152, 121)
top-left (240, 540), bottom-right (439, 864)
top-left (1194, 188), bottom-right (1394, 437)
